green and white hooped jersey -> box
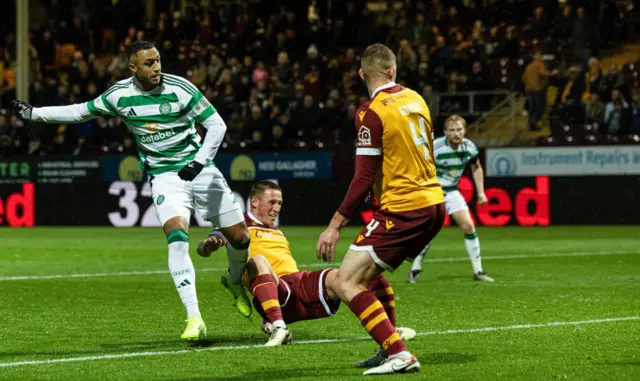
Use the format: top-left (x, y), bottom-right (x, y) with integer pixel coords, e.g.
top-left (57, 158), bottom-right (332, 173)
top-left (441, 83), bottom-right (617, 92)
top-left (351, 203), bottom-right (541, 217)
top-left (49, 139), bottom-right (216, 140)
top-left (87, 74), bottom-right (216, 174)
top-left (433, 137), bottom-right (479, 192)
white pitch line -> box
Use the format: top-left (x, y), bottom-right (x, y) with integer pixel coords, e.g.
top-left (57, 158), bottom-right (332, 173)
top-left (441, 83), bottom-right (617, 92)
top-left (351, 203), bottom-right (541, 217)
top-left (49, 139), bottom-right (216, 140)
top-left (0, 316), bottom-right (637, 368)
top-left (0, 250), bottom-right (635, 282)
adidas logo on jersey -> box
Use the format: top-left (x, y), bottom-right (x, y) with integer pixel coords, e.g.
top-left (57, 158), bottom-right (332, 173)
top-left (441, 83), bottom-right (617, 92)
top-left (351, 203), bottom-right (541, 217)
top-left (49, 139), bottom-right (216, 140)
top-left (139, 130), bottom-right (175, 143)
top-left (127, 108), bottom-right (137, 116)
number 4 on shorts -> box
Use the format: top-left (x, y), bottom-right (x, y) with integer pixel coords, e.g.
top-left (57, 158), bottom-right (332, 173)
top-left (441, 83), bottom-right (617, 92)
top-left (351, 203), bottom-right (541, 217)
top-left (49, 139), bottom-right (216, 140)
top-left (365, 219), bottom-right (380, 237)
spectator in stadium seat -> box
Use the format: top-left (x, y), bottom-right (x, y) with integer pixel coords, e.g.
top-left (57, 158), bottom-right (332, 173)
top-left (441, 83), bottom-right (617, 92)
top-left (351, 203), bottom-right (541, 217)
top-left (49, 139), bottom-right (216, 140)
top-left (571, 8), bottom-right (593, 64)
top-left (529, 7), bottom-right (548, 42)
top-left (605, 101), bottom-right (627, 135)
top-left (485, 26), bottom-right (501, 58)
top-left (411, 12), bottom-right (429, 44)
top-left (323, 98), bottom-right (342, 139)
top-left (552, 5), bottom-right (573, 47)
top-left (396, 40), bottom-right (418, 72)
top-left (244, 104), bottom-right (271, 143)
top-left (523, 51), bottom-right (552, 131)
top-left (468, 61), bottom-right (490, 91)
top-left (250, 130), bottom-right (266, 150)
top-left (604, 64), bottom-right (628, 99)
top-left (502, 26), bottom-right (521, 58)
top-left (34, 29), bottom-right (57, 70)
top-left (604, 89), bottom-right (630, 134)
top-left (587, 58), bottom-right (609, 101)
top-left (190, 59), bottom-right (207, 87)
top-left (584, 93), bottom-right (605, 126)
top-left (270, 124), bottom-right (286, 150)
top-left (555, 65), bottom-right (588, 126)
top-left (290, 94), bottom-right (322, 138)
top-left (431, 36), bottom-right (451, 75)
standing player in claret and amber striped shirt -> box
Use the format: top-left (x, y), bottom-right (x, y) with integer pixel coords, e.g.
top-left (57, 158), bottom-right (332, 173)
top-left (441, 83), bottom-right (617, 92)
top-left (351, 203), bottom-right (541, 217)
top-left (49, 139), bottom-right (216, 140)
top-left (316, 44), bottom-right (446, 376)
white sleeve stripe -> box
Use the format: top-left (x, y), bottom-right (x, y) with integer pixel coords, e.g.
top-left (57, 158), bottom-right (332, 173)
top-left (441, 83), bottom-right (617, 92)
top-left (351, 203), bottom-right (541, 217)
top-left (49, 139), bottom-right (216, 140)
top-left (94, 97), bottom-right (110, 112)
top-left (356, 148), bottom-right (382, 156)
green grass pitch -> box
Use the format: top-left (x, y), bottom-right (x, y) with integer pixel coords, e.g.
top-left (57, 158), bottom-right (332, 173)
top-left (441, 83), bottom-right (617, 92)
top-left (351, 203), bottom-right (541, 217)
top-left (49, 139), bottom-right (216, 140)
top-left (0, 226), bottom-right (639, 380)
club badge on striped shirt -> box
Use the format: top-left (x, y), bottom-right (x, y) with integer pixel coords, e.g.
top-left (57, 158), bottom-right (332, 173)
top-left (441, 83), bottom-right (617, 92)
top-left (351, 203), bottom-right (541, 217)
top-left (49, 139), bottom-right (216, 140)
top-left (159, 102), bottom-right (172, 115)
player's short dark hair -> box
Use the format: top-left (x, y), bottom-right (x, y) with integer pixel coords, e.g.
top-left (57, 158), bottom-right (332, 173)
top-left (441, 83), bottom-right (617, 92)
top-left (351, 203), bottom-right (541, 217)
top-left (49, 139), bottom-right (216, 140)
top-left (250, 180), bottom-right (281, 198)
top-left (127, 40), bottom-right (156, 60)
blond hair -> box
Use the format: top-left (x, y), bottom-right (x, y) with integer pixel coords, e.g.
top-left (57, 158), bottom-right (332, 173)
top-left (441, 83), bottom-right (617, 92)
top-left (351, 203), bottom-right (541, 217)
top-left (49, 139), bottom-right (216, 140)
top-left (361, 44), bottom-right (396, 79)
top-left (444, 115), bottom-right (467, 130)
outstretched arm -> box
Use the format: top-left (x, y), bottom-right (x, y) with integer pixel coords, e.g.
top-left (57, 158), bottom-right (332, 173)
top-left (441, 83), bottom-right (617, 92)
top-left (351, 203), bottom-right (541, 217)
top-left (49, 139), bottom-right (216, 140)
top-left (31, 103), bottom-right (96, 124)
top-left (13, 87), bottom-right (118, 124)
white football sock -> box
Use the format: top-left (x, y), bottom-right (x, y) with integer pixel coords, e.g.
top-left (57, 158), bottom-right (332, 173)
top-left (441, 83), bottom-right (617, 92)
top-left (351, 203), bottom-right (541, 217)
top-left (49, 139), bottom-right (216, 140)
top-left (464, 232), bottom-right (483, 274)
top-left (411, 244), bottom-right (430, 272)
top-left (167, 230), bottom-right (200, 319)
top-left (394, 350), bottom-right (412, 359)
top-left (272, 320), bottom-right (286, 329)
top-left (226, 241), bottom-right (249, 285)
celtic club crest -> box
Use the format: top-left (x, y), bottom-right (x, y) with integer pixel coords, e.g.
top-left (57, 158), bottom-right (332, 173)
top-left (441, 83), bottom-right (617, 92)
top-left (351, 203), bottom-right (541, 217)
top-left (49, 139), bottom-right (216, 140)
top-left (159, 102), bottom-right (172, 115)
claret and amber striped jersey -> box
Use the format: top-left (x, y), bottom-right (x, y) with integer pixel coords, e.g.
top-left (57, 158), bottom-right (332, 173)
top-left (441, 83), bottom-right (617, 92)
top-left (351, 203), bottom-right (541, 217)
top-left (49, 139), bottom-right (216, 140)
top-left (245, 213), bottom-right (299, 277)
top-left (355, 82), bottom-right (444, 212)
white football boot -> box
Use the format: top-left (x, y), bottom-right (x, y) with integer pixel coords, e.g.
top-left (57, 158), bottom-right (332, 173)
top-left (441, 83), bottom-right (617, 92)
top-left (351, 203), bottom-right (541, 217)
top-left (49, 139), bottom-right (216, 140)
top-left (262, 320), bottom-right (273, 335)
top-left (264, 327), bottom-right (292, 347)
top-left (473, 272), bottom-right (495, 282)
top-left (362, 353), bottom-right (420, 375)
top-left (407, 269), bottom-right (421, 283)
top-left (354, 328), bottom-right (417, 368)
top-left (397, 327), bottom-right (416, 341)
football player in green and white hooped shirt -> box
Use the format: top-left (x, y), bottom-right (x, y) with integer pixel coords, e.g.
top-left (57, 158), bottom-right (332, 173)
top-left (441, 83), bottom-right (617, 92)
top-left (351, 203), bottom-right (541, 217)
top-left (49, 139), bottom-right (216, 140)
top-left (12, 40), bottom-right (254, 340)
top-left (407, 115), bottom-right (495, 283)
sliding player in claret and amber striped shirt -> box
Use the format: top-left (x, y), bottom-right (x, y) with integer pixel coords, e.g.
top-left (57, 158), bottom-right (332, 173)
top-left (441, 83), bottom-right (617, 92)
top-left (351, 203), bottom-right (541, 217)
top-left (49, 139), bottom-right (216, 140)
top-left (197, 181), bottom-right (417, 347)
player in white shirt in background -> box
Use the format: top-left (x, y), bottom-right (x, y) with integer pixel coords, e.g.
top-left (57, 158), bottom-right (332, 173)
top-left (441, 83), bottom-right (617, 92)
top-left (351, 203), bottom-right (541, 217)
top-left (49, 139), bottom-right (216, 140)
top-left (408, 115), bottom-right (495, 283)
top-left (12, 40), bottom-right (253, 341)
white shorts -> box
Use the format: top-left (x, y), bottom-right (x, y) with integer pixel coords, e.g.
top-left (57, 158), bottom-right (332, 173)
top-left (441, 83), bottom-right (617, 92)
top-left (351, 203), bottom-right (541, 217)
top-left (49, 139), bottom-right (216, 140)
top-left (444, 190), bottom-right (469, 215)
top-left (149, 165), bottom-right (243, 228)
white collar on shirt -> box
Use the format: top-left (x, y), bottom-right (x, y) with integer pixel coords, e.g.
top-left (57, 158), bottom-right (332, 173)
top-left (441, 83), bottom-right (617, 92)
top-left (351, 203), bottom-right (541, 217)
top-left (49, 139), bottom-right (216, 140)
top-left (370, 81), bottom-right (397, 99)
top-left (247, 212), bottom-right (263, 225)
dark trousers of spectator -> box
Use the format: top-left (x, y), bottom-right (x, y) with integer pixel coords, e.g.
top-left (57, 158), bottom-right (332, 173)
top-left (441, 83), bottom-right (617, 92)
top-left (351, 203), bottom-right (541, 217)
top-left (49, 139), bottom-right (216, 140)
top-left (526, 91), bottom-right (546, 130)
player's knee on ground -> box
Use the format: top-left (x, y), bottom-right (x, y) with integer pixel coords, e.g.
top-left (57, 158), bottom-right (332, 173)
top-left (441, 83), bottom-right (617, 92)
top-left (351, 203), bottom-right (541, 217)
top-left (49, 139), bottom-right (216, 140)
top-left (220, 221), bottom-right (250, 247)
